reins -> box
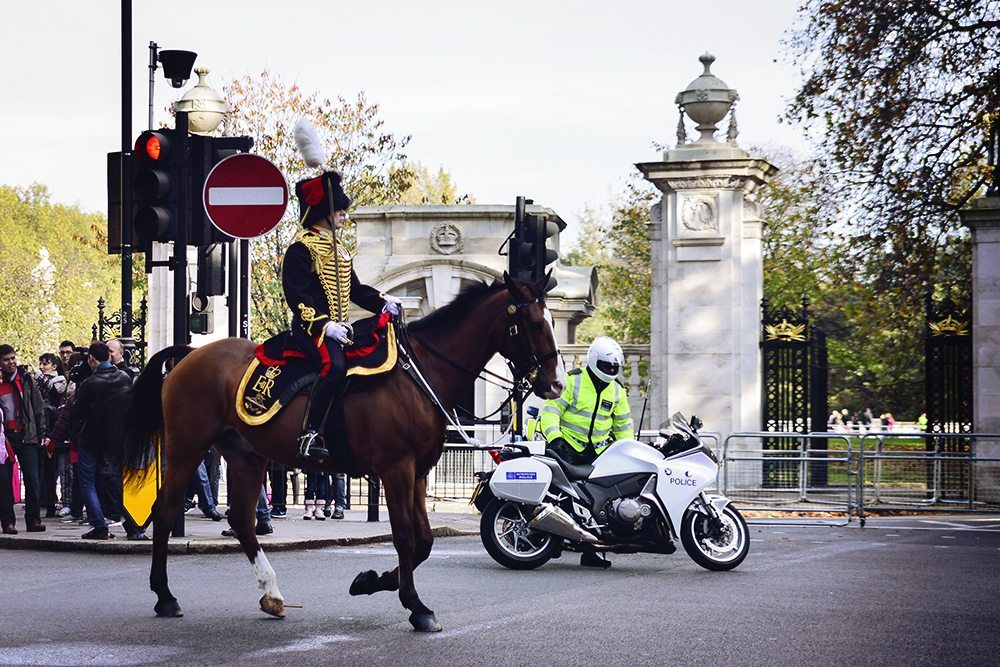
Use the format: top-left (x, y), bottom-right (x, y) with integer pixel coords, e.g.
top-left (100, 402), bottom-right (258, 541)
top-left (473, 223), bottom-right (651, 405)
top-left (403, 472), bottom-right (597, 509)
top-left (392, 286), bottom-right (558, 446)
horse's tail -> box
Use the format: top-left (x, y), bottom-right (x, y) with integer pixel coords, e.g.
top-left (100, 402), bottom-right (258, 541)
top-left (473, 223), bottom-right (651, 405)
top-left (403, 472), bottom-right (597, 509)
top-left (122, 345), bottom-right (194, 487)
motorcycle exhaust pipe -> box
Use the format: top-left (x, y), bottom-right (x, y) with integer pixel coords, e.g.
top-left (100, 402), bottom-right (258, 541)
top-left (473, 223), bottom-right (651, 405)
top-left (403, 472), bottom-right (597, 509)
top-left (528, 504), bottom-right (599, 544)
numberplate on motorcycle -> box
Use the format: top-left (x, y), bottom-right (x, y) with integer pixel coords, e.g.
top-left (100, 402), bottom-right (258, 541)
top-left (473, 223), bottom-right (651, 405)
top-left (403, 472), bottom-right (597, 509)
top-left (470, 481), bottom-right (483, 505)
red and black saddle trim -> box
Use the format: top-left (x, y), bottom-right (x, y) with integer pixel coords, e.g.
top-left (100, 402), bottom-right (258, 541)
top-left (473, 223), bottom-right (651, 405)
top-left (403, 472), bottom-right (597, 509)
top-left (236, 312), bottom-right (397, 426)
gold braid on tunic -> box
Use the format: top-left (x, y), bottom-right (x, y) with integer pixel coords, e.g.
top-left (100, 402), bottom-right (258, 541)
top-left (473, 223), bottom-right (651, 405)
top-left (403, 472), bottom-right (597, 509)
top-left (293, 228), bottom-right (353, 322)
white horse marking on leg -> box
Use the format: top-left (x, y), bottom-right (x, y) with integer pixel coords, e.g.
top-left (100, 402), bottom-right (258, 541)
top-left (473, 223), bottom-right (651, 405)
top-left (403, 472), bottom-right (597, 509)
top-left (252, 548), bottom-right (284, 602)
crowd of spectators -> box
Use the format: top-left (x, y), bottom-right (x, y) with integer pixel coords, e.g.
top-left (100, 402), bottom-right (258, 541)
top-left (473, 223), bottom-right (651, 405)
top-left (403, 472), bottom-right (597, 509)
top-left (827, 406), bottom-right (911, 433)
top-left (2, 338), bottom-right (352, 541)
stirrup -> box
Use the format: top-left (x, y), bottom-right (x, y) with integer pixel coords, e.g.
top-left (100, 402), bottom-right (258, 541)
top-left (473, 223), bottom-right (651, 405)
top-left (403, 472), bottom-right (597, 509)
top-left (298, 430), bottom-right (329, 460)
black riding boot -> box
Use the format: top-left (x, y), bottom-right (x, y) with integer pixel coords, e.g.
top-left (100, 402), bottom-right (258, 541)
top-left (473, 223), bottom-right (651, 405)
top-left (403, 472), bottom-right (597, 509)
top-left (297, 377), bottom-right (340, 460)
top-left (580, 550), bottom-right (612, 568)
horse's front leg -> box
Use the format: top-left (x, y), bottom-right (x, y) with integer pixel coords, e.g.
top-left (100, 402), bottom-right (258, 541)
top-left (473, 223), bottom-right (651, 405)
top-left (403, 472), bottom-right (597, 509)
top-left (379, 462), bottom-right (441, 632)
top-left (348, 477), bottom-right (433, 598)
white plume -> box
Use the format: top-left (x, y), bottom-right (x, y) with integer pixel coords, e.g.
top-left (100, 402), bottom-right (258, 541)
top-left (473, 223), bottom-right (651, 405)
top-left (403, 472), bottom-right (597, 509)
top-left (293, 117), bottom-right (326, 169)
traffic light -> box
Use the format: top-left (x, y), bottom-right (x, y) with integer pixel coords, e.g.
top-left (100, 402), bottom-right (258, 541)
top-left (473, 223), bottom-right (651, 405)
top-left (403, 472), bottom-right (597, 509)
top-left (188, 292), bottom-right (214, 335)
top-left (188, 135), bottom-right (250, 246)
top-left (508, 196), bottom-right (561, 290)
top-left (132, 129), bottom-right (181, 251)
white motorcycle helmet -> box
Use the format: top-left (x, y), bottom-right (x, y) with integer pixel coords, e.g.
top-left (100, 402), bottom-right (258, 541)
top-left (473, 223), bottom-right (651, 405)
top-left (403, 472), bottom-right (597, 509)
top-left (587, 336), bottom-right (624, 383)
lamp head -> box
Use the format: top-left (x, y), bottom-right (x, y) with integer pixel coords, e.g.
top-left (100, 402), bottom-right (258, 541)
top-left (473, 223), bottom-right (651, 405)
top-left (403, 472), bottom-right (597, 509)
top-left (158, 49), bottom-right (198, 88)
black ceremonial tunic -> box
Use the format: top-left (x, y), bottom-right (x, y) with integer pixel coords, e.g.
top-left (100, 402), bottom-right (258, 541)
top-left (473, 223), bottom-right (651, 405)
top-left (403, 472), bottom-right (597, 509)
top-left (281, 227), bottom-right (384, 379)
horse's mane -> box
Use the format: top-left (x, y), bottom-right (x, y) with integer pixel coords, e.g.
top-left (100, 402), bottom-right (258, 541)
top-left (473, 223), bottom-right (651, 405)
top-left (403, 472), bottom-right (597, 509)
top-left (407, 281), bottom-right (505, 333)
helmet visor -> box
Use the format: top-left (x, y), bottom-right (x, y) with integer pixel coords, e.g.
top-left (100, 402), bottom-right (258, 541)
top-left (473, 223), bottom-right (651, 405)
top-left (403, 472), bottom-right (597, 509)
top-left (596, 360), bottom-right (620, 376)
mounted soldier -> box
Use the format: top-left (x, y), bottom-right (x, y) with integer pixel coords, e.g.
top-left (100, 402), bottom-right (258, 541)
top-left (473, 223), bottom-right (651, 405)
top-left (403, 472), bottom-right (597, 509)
top-left (284, 119), bottom-right (401, 461)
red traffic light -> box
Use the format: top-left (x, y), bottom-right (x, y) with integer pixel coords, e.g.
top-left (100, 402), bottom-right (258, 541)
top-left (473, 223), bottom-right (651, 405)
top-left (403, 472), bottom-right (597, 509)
top-left (135, 131), bottom-right (172, 162)
top-left (145, 135), bottom-right (162, 160)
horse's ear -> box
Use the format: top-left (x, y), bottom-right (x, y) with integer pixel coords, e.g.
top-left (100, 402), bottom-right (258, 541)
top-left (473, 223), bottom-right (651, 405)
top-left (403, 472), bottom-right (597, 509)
top-left (502, 271), bottom-right (516, 291)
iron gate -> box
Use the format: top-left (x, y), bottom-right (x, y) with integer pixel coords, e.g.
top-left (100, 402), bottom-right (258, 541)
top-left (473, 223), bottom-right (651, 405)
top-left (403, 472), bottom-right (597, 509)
top-left (92, 296), bottom-right (148, 369)
top-left (924, 297), bottom-right (973, 499)
top-left (761, 297), bottom-right (828, 489)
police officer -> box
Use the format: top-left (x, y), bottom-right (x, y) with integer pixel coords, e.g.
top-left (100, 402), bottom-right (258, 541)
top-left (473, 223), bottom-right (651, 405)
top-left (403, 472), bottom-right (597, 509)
top-left (283, 170), bottom-right (401, 460)
top-left (540, 336), bottom-right (634, 467)
top-left (540, 336), bottom-right (633, 568)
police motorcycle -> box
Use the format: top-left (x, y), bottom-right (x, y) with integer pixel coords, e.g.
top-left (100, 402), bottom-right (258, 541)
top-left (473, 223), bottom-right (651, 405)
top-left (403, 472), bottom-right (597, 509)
top-left (472, 413), bottom-right (749, 571)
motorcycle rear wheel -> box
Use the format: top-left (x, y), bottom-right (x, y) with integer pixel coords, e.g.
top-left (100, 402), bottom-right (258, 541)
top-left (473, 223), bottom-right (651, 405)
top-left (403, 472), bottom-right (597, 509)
top-left (480, 499), bottom-right (560, 570)
top-left (680, 504), bottom-right (749, 571)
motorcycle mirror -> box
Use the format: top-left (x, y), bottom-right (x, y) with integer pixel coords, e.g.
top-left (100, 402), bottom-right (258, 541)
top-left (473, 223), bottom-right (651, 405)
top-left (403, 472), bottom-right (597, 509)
top-left (689, 415), bottom-right (703, 431)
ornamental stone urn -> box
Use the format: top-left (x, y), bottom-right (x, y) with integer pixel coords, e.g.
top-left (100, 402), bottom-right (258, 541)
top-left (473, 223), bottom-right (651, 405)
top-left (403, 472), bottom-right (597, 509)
top-left (172, 67), bottom-right (229, 135)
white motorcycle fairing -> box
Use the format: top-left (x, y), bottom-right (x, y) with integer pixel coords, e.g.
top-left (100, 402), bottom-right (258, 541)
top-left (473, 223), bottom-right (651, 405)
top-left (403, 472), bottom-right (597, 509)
top-left (590, 439), bottom-right (717, 534)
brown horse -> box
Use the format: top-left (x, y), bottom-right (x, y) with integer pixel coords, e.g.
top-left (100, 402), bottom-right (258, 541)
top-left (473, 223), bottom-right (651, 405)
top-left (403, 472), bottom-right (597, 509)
top-left (122, 273), bottom-right (564, 632)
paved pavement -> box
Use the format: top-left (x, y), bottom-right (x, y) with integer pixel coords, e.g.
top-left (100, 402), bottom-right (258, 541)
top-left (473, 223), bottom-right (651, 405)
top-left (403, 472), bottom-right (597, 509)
top-left (0, 504), bottom-right (481, 554)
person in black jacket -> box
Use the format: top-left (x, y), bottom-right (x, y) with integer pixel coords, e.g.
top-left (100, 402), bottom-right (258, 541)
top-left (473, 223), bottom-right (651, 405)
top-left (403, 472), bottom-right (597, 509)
top-left (70, 342), bottom-right (132, 540)
top-left (283, 170), bottom-right (401, 460)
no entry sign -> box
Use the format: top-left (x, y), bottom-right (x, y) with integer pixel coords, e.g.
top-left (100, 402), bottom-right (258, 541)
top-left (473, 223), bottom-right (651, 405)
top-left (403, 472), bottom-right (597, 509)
top-left (203, 154), bottom-right (288, 239)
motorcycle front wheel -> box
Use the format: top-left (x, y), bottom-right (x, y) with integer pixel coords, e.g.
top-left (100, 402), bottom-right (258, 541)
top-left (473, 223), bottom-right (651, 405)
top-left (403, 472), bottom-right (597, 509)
top-left (680, 503), bottom-right (749, 571)
top-left (480, 499), bottom-right (561, 570)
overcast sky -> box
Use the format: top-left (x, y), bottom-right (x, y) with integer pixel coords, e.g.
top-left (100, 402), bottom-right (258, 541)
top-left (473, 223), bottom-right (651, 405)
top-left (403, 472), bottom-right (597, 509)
top-left (0, 0), bottom-right (808, 248)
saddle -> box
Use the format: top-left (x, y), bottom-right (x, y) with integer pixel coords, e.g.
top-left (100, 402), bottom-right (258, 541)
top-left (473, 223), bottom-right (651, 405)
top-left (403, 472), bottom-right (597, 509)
top-left (235, 311), bottom-right (397, 427)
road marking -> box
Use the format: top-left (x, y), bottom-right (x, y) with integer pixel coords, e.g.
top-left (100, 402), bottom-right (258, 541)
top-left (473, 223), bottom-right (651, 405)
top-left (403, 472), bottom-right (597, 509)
top-left (244, 635), bottom-right (357, 657)
top-left (940, 535), bottom-right (956, 539)
top-left (432, 609), bottom-right (550, 640)
top-left (0, 643), bottom-right (180, 666)
top-left (921, 520), bottom-right (981, 529)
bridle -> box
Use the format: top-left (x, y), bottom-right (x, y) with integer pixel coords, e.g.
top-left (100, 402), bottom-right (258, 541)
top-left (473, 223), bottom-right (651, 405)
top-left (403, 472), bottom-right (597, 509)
top-left (502, 289), bottom-right (560, 386)
top-left (392, 283), bottom-right (561, 444)
top-left (405, 284), bottom-right (559, 389)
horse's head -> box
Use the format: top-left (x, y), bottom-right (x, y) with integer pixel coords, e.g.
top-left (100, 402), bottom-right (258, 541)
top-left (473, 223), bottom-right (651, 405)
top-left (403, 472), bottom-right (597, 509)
top-left (501, 272), bottom-right (566, 399)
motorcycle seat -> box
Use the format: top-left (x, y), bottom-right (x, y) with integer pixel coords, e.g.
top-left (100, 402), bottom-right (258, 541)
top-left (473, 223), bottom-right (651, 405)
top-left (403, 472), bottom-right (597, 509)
top-left (545, 450), bottom-right (594, 481)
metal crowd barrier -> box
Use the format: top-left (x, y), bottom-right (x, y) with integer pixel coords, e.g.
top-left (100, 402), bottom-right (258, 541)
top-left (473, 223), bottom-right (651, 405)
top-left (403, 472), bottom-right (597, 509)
top-left (857, 431), bottom-right (1000, 521)
top-left (721, 432), bottom-right (857, 525)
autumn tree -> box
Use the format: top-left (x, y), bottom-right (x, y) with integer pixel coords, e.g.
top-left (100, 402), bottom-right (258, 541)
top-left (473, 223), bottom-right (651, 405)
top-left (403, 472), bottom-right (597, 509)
top-left (217, 71), bottom-right (414, 336)
top-left (784, 0), bottom-right (995, 306)
top-left (0, 185), bottom-right (126, 359)
top-left (396, 163), bottom-right (473, 205)
top-left (567, 178), bottom-right (656, 344)
top-left (757, 148), bottom-right (926, 415)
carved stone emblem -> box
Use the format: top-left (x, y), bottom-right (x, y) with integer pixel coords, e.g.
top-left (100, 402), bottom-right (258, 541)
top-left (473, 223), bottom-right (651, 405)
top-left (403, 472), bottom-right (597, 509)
top-left (649, 201), bottom-right (663, 223)
top-left (680, 195), bottom-right (717, 232)
top-left (430, 223), bottom-right (463, 255)
top-left (665, 176), bottom-right (743, 191)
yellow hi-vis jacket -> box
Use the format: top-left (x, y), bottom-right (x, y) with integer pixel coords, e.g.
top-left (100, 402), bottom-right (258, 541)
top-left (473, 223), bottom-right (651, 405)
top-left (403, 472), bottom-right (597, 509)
top-left (539, 368), bottom-right (634, 456)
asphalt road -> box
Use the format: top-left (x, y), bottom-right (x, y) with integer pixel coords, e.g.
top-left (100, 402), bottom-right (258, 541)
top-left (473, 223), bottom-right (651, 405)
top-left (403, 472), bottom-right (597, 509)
top-left (2, 517), bottom-right (998, 666)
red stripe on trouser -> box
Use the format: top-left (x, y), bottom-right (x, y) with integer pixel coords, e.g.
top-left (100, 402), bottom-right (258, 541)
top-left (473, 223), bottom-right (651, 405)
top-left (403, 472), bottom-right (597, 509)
top-left (316, 336), bottom-right (331, 375)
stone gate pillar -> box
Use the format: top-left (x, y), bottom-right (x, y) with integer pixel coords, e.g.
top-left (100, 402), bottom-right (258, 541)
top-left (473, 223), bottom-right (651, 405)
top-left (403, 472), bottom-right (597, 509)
top-left (960, 194), bottom-right (1000, 502)
top-left (637, 54), bottom-right (777, 438)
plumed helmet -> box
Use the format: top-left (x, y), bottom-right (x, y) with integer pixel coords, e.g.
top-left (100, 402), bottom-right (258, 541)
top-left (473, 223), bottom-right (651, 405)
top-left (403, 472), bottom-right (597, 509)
top-left (587, 336), bottom-right (624, 383)
top-left (295, 171), bottom-right (351, 228)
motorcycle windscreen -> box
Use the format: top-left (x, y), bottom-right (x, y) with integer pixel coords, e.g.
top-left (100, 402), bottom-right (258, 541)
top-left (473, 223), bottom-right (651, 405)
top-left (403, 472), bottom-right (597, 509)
top-left (488, 458), bottom-right (553, 505)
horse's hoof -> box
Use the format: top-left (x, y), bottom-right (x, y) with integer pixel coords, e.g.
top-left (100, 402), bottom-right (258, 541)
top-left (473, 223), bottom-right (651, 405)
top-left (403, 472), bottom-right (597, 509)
top-left (409, 612), bottom-right (443, 633)
top-left (349, 570), bottom-right (379, 596)
top-left (259, 594), bottom-right (286, 618)
top-left (154, 599), bottom-right (183, 618)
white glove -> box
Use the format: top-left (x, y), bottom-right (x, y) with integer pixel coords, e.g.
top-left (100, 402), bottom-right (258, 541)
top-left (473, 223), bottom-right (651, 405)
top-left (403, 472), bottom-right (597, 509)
top-left (382, 295), bottom-right (403, 317)
top-left (324, 321), bottom-right (351, 345)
